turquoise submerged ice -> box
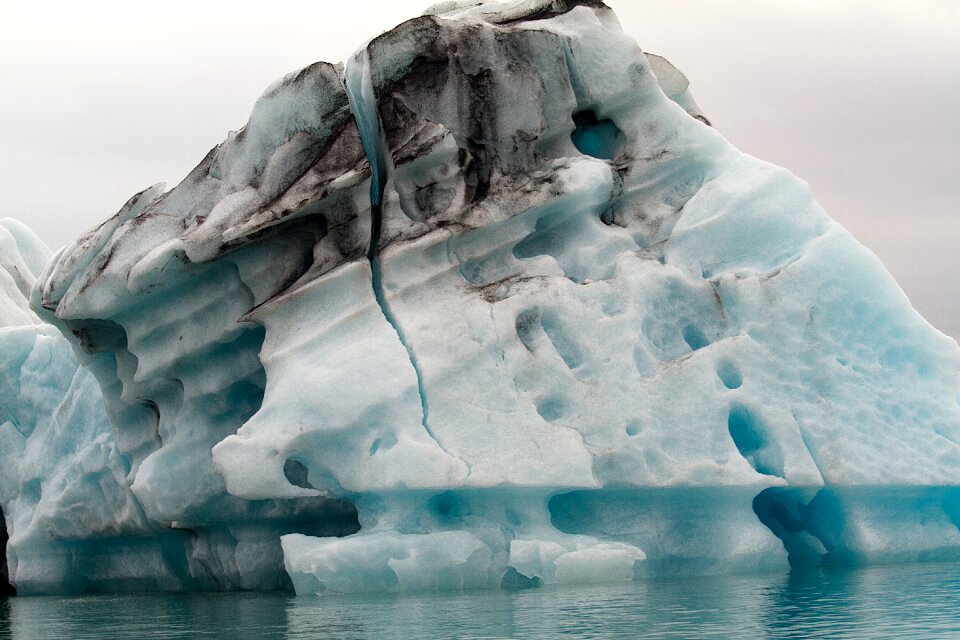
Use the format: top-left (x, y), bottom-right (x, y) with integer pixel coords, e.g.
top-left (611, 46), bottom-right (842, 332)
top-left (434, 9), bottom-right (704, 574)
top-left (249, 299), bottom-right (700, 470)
top-left (3, 0), bottom-right (960, 595)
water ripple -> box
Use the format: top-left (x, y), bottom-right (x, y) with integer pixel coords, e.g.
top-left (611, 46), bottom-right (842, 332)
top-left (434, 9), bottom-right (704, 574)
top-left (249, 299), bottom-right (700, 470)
top-left (1, 562), bottom-right (959, 639)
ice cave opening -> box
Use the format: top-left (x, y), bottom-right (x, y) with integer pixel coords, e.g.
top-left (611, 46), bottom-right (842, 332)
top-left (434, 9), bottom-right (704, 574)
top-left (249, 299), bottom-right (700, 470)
top-left (570, 110), bottom-right (625, 160)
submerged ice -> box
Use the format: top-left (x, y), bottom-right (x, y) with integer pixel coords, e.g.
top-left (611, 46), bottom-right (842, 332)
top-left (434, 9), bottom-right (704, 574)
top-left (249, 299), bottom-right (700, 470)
top-left (3, 0), bottom-right (960, 595)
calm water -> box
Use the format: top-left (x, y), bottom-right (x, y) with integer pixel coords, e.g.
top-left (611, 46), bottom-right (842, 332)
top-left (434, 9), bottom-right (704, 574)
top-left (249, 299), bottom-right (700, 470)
top-left (1, 563), bottom-right (959, 639)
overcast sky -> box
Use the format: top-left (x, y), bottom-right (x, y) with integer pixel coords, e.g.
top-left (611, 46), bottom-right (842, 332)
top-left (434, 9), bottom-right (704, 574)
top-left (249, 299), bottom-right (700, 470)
top-left (0, 0), bottom-right (957, 338)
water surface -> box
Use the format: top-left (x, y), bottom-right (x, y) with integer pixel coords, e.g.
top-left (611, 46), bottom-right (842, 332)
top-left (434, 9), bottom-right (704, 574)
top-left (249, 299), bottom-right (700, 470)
top-left (1, 562), bottom-right (958, 639)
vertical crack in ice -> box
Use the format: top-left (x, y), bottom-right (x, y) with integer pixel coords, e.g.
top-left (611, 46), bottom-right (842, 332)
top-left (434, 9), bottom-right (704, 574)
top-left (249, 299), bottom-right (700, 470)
top-left (560, 38), bottom-right (590, 109)
top-left (343, 54), bottom-right (441, 451)
top-left (369, 254), bottom-right (436, 438)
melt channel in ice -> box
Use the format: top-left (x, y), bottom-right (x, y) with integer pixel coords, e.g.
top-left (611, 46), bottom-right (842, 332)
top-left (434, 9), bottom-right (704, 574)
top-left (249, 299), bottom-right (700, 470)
top-left (4, 0), bottom-right (960, 595)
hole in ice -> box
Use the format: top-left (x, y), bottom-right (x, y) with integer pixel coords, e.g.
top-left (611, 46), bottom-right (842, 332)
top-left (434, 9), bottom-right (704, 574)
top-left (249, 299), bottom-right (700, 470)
top-left (501, 567), bottom-right (542, 590)
top-left (513, 218), bottom-right (566, 262)
top-left (428, 491), bottom-right (464, 520)
top-left (512, 212), bottom-right (590, 278)
top-left (515, 308), bottom-right (541, 352)
top-left (510, 206), bottom-right (621, 283)
top-left (727, 405), bottom-right (783, 478)
top-left (682, 324), bottom-right (709, 351)
top-left (515, 308), bottom-right (585, 372)
top-left (547, 492), bottom-right (581, 531)
top-left (536, 395), bottom-right (567, 422)
top-left (625, 421), bottom-right (642, 436)
top-left (540, 311), bottom-right (584, 371)
top-left (716, 360), bottom-right (742, 389)
top-left (368, 432), bottom-right (397, 456)
top-left (752, 488), bottom-right (824, 568)
top-left (727, 406), bottom-right (763, 457)
top-left (752, 487), bottom-right (853, 568)
top-left (283, 459), bottom-right (316, 491)
top-left (633, 345), bottom-right (654, 376)
top-left (571, 110), bottom-right (625, 160)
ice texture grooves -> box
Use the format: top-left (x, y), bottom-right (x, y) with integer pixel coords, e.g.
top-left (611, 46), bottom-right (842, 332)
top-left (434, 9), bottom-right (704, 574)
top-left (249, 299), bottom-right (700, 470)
top-left (3, 0), bottom-right (958, 595)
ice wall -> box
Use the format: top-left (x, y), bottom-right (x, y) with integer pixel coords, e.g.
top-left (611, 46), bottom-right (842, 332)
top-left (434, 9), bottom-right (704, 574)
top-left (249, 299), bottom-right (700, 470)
top-left (11, 0), bottom-right (960, 595)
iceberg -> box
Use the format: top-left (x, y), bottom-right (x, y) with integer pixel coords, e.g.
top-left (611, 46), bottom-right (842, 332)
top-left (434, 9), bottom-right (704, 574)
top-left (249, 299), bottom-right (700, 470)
top-left (3, 0), bottom-right (959, 595)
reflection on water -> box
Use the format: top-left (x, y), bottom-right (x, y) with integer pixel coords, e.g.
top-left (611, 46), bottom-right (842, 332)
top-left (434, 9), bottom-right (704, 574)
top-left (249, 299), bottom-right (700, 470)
top-left (1, 562), bottom-right (959, 639)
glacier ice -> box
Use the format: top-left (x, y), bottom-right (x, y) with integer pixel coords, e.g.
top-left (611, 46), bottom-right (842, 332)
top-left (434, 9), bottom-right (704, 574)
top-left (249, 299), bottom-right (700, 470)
top-left (3, 0), bottom-right (960, 595)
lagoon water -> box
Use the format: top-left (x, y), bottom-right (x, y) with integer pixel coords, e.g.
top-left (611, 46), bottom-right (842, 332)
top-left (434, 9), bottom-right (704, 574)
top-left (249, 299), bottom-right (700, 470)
top-left (1, 562), bottom-right (958, 639)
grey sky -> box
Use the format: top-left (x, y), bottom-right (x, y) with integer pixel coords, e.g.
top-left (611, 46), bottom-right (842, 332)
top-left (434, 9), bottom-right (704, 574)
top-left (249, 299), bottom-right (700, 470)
top-left (1, 0), bottom-right (957, 338)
